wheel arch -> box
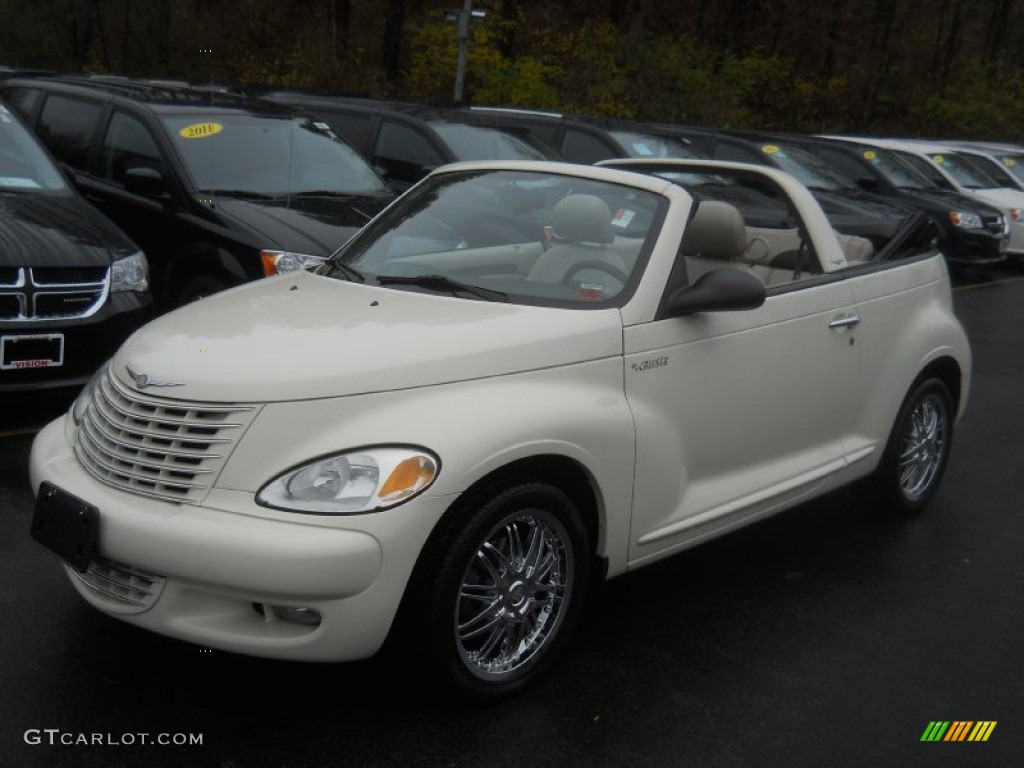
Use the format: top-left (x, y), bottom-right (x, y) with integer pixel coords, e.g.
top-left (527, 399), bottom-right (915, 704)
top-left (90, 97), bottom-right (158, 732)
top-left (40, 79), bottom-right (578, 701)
top-left (384, 453), bottom-right (607, 648)
top-left (913, 354), bottom-right (965, 420)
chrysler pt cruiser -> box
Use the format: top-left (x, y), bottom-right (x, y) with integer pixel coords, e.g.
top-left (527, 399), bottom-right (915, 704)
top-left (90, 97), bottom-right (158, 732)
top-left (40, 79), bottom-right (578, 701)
top-left (30, 160), bottom-right (970, 698)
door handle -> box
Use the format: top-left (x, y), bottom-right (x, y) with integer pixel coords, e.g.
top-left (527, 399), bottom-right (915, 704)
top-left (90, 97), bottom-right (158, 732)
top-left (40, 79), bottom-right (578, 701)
top-left (828, 313), bottom-right (861, 330)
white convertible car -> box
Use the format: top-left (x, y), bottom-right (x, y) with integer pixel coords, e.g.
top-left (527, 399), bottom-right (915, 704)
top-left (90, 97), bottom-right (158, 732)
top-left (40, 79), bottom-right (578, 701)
top-left (29, 159), bottom-right (970, 698)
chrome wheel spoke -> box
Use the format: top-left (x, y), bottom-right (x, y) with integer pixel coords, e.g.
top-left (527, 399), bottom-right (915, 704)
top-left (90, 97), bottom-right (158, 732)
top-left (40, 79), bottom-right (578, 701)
top-left (455, 508), bottom-right (575, 679)
top-left (897, 395), bottom-right (946, 499)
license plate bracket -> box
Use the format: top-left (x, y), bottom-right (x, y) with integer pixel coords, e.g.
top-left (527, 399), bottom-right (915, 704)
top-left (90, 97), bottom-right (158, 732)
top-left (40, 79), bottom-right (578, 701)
top-left (31, 482), bottom-right (99, 572)
top-left (1, 333), bottom-right (64, 370)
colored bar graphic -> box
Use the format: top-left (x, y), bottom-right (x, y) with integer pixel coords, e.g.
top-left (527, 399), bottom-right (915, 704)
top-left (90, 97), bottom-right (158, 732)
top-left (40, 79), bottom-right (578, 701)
top-left (921, 721), bottom-right (996, 742)
top-left (944, 721), bottom-right (972, 741)
top-left (968, 722), bottom-right (997, 742)
top-left (921, 721), bottom-right (950, 741)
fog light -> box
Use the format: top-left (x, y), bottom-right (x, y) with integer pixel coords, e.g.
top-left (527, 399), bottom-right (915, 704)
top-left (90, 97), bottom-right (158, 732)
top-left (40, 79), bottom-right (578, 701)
top-left (272, 606), bottom-right (322, 626)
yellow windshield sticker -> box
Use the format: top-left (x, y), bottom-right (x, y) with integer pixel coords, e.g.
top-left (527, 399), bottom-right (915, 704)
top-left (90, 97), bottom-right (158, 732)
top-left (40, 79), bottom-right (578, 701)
top-left (1004, 157), bottom-right (1016, 167)
top-left (863, 150), bottom-right (877, 160)
top-left (932, 154), bottom-right (944, 164)
top-left (761, 145), bottom-right (779, 155)
top-left (179, 122), bottom-right (223, 139)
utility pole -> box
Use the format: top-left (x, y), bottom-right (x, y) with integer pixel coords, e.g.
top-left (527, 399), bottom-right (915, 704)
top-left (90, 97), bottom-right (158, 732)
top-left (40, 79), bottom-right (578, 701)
top-left (454, 0), bottom-right (472, 103)
top-left (445, 1), bottom-right (486, 104)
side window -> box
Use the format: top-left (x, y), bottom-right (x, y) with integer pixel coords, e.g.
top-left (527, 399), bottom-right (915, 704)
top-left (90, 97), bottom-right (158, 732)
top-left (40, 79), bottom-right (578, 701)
top-left (1, 87), bottom-right (42, 120)
top-left (374, 120), bottom-right (445, 185)
top-left (100, 110), bottom-right (165, 185)
top-left (561, 129), bottom-right (615, 164)
top-left (36, 94), bottom-right (102, 170)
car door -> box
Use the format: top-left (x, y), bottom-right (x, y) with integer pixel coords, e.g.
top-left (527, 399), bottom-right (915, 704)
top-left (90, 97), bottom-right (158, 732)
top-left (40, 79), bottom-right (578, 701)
top-left (79, 108), bottom-right (176, 288)
top-left (623, 222), bottom-right (862, 566)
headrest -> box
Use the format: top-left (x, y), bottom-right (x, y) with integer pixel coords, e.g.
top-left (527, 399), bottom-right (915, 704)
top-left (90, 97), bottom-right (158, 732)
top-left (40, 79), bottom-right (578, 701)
top-left (681, 201), bottom-right (748, 260)
top-left (552, 195), bottom-right (614, 244)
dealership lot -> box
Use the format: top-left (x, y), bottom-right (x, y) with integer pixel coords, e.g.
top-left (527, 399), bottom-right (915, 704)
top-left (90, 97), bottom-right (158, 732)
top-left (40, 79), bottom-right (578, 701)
top-left (1, 264), bottom-right (1022, 768)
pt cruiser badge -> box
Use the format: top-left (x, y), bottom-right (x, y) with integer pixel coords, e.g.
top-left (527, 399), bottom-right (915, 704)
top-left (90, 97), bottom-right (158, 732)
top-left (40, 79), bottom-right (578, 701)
top-left (125, 365), bottom-right (184, 389)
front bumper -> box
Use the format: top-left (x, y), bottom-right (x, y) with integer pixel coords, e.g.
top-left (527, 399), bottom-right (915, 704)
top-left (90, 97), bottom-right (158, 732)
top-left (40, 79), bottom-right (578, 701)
top-left (29, 417), bottom-right (454, 661)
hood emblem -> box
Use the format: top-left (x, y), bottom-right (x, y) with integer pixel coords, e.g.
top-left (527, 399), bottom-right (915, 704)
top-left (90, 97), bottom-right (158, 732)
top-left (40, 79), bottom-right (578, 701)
top-left (125, 366), bottom-right (184, 390)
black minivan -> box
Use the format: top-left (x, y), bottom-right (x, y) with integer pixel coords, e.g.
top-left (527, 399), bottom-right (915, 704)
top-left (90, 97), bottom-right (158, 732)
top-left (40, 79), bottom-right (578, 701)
top-left (1, 77), bottom-right (394, 305)
top-left (1, 101), bottom-right (150, 392)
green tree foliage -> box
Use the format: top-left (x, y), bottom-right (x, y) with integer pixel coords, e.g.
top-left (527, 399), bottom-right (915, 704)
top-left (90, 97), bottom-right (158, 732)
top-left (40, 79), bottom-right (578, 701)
top-left (2, 0), bottom-right (1023, 140)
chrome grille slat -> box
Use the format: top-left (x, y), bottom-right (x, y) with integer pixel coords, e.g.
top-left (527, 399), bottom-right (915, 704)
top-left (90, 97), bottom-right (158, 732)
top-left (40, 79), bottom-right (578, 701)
top-left (74, 436), bottom-right (207, 490)
top-left (91, 393), bottom-right (233, 445)
top-left (69, 556), bottom-right (165, 612)
top-left (74, 367), bottom-right (258, 503)
top-left (0, 266), bottom-right (109, 321)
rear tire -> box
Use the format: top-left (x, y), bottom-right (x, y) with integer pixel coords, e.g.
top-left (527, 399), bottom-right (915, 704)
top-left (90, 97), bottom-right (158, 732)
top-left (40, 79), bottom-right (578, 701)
top-left (416, 482), bottom-right (590, 700)
top-left (858, 377), bottom-right (954, 513)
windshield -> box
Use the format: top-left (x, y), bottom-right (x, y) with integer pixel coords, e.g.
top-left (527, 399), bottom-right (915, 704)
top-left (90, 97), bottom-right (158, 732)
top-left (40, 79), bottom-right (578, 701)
top-left (760, 143), bottom-right (855, 190)
top-left (611, 131), bottom-right (703, 159)
top-left (431, 123), bottom-right (560, 161)
top-left (958, 153), bottom-right (1019, 189)
top-left (326, 169), bottom-right (666, 307)
top-left (859, 148), bottom-right (934, 189)
top-left (992, 154), bottom-right (1024, 184)
top-left (924, 152), bottom-right (999, 189)
top-left (162, 114), bottom-right (390, 197)
top-left (0, 105), bottom-right (67, 192)
top-left (894, 151), bottom-right (956, 190)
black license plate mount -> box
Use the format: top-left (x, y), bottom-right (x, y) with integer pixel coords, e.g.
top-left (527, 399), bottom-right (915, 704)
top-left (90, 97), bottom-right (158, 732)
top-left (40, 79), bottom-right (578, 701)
top-left (31, 481), bottom-right (99, 573)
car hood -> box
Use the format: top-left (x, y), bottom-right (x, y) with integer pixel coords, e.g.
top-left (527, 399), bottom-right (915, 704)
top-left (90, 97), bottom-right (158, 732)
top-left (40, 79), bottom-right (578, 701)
top-left (0, 191), bottom-right (136, 267)
top-left (898, 188), bottom-right (1002, 216)
top-left (112, 271), bottom-right (624, 402)
top-left (211, 194), bottom-right (392, 256)
top-left (969, 187), bottom-right (1024, 210)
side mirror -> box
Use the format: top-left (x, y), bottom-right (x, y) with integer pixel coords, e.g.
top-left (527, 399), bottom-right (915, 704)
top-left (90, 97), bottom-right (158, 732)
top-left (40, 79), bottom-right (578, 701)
top-left (667, 269), bottom-right (765, 316)
top-left (123, 167), bottom-right (166, 197)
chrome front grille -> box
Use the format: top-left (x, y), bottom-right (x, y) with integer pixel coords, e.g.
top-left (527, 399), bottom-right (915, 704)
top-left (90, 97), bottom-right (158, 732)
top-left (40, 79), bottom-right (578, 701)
top-left (74, 368), bottom-right (258, 503)
top-left (69, 556), bottom-right (165, 612)
top-left (0, 266), bottom-right (109, 320)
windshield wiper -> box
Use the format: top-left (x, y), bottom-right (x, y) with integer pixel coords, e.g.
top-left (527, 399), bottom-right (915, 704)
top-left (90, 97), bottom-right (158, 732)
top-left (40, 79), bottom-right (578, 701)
top-left (315, 259), bottom-right (366, 283)
top-left (198, 189), bottom-right (275, 200)
top-left (376, 274), bottom-right (508, 301)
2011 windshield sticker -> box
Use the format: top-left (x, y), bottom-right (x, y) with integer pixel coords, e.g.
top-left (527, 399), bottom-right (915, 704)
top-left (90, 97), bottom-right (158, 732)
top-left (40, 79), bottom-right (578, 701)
top-left (179, 122), bottom-right (223, 139)
top-left (631, 357), bottom-right (669, 373)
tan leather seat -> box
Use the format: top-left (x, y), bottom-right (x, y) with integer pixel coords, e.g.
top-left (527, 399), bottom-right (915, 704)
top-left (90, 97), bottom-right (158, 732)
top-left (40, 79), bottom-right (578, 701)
top-left (528, 195), bottom-right (629, 289)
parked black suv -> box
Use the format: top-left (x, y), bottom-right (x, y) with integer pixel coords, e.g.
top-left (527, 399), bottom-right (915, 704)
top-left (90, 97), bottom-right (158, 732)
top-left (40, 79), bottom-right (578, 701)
top-left (463, 108), bottom-right (705, 164)
top-left (0, 101), bottom-right (150, 392)
top-left (0, 77), bottom-right (394, 305)
top-left (650, 125), bottom-right (920, 250)
top-left (758, 134), bottom-right (1008, 265)
top-left (258, 94), bottom-right (565, 191)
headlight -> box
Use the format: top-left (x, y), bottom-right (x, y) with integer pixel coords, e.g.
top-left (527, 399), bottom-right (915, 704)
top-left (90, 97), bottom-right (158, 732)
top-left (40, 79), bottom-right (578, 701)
top-left (949, 212), bottom-right (983, 229)
top-left (261, 250), bottom-right (327, 276)
top-left (110, 251), bottom-right (149, 292)
top-left (72, 364), bottom-right (106, 425)
top-left (257, 447), bottom-right (439, 514)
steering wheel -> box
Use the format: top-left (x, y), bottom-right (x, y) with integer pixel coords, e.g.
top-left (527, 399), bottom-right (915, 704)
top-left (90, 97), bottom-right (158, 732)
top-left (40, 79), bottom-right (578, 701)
top-left (561, 261), bottom-right (630, 286)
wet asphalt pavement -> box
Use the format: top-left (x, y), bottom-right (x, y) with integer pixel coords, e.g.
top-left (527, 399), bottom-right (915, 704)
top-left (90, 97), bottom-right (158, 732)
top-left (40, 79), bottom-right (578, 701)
top-left (1, 264), bottom-right (1022, 768)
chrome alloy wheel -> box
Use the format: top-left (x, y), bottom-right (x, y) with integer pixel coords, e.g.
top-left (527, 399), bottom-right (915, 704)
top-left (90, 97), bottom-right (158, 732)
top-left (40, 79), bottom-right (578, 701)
top-left (455, 510), bottom-right (573, 680)
top-left (898, 392), bottom-right (948, 501)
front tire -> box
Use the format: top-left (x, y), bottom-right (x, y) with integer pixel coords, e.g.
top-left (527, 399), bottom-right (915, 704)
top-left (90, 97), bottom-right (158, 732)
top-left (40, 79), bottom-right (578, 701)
top-left (859, 377), bottom-right (954, 513)
top-left (419, 482), bottom-right (590, 699)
